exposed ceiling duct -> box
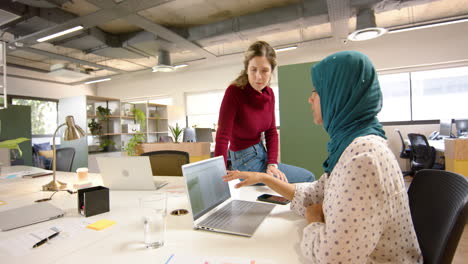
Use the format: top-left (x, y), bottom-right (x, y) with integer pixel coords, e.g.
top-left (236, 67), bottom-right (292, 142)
top-left (13, 0), bottom-right (71, 9)
top-left (152, 50), bottom-right (174, 72)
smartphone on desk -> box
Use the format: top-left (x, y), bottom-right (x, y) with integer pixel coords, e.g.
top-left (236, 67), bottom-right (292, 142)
top-left (257, 194), bottom-right (290, 205)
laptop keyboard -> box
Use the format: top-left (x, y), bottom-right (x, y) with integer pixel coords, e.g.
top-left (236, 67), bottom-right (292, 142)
top-left (199, 200), bottom-right (256, 230)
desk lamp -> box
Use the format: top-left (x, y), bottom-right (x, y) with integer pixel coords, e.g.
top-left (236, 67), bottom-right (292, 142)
top-left (43, 116), bottom-right (84, 191)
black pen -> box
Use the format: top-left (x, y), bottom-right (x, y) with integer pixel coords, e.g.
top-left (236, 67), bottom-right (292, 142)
top-left (32, 231), bottom-right (60, 248)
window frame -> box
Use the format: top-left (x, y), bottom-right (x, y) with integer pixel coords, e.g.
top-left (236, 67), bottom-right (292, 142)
top-left (184, 89), bottom-right (226, 128)
top-left (8, 94), bottom-right (58, 137)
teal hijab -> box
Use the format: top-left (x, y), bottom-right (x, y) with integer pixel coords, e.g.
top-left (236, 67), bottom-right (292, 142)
top-left (311, 51), bottom-right (386, 173)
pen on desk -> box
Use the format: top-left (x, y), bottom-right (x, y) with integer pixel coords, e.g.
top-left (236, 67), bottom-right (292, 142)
top-left (164, 254), bottom-right (174, 264)
top-left (32, 231), bottom-right (60, 248)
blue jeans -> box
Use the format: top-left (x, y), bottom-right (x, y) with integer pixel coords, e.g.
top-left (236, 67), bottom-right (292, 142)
top-left (229, 142), bottom-right (315, 183)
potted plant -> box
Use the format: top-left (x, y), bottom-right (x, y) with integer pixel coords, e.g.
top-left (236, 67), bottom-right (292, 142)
top-left (132, 108), bottom-right (146, 130)
top-left (96, 106), bottom-right (111, 121)
top-left (124, 133), bottom-right (146, 156)
top-left (87, 118), bottom-right (102, 136)
top-left (0, 137), bottom-right (30, 157)
top-left (169, 123), bottom-right (183, 143)
top-left (99, 138), bottom-right (115, 152)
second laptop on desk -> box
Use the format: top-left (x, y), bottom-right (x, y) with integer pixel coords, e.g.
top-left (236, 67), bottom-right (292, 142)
top-left (96, 157), bottom-right (167, 190)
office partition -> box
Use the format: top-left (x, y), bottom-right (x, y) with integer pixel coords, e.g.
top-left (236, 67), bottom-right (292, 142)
top-left (278, 62), bottom-right (329, 178)
top-left (0, 105), bottom-right (32, 165)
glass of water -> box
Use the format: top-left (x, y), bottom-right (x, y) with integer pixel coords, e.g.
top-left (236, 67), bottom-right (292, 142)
top-left (139, 193), bottom-right (167, 249)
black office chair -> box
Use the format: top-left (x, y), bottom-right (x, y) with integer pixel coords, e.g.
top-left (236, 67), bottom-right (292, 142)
top-left (408, 169), bottom-right (468, 264)
top-left (140, 150), bottom-right (189, 176)
top-left (408, 133), bottom-right (437, 174)
top-left (396, 129), bottom-right (413, 176)
top-left (158, 135), bottom-right (174, 143)
top-left (55, 147), bottom-right (75, 172)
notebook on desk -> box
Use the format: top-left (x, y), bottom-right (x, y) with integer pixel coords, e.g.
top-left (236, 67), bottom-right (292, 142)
top-left (0, 165), bottom-right (52, 179)
top-left (182, 156), bottom-right (275, 237)
top-left (97, 156), bottom-right (167, 190)
top-left (0, 203), bottom-right (64, 231)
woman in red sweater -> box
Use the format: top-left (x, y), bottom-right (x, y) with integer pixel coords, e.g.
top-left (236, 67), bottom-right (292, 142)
top-left (214, 41), bottom-right (314, 183)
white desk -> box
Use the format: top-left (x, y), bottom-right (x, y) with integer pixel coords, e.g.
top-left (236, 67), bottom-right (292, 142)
top-left (0, 172), bottom-right (307, 264)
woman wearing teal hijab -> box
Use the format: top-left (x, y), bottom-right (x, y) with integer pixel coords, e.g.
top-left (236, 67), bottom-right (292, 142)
top-left (224, 51), bottom-right (422, 263)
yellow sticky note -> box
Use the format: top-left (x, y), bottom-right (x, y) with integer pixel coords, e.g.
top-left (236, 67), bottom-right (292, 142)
top-left (0, 200), bottom-right (6, 206)
top-left (86, 219), bottom-right (116, 231)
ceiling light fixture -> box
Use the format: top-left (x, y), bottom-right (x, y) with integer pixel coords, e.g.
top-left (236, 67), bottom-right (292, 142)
top-left (174, 64), bottom-right (188, 69)
top-left (348, 9), bottom-right (387, 41)
top-left (37, 25), bottom-right (84, 43)
top-left (152, 50), bottom-right (175, 73)
top-left (389, 17), bottom-right (468, 34)
top-left (275, 46), bottom-right (298, 52)
top-left (85, 78), bottom-right (111, 84)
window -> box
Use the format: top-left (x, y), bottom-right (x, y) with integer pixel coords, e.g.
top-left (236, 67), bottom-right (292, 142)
top-left (11, 97), bottom-right (58, 135)
top-left (378, 73), bottom-right (411, 122)
top-left (185, 90), bottom-right (224, 128)
top-left (377, 66), bottom-right (468, 122)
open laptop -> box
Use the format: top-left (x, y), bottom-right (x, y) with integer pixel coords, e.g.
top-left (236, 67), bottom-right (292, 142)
top-left (182, 156), bottom-right (275, 237)
top-left (0, 203), bottom-right (64, 231)
top-left (96, 157), bottom-right (167, 190)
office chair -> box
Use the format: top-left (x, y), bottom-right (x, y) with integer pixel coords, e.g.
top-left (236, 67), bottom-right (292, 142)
top-left (55, 147), bottom-right (75, 172)
top-left (140, 150), bottom-right (189, 176)
top-left (158, 135), bottom-right (174, 143)
top-left (407, 133), bottom-right (437, 174)
top-left (183, 127), bottom-right (196, 142)
top-left (395, 129), bottom-right (413, 176)
top-left (407, 169), bottom-right (468, 264)
top-left (195, 128), bottom-right (213, 142)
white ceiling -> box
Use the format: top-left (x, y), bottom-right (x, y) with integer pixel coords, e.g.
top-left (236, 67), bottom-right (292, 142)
top-left (0, 0), bottom-right (467, 84)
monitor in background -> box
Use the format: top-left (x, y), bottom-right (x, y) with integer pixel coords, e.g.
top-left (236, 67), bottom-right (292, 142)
top-left (183, 127), bottom-right (196, 142)
top-left (439, 119), bottom-right (453, 138)
top-left (195, 128), bottom-right (213, 142)
top-left (455, 119), bottom-right (468, 137)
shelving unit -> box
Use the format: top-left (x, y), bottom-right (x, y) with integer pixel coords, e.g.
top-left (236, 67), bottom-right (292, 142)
top-left (59, 95), bottom-right (170, 171)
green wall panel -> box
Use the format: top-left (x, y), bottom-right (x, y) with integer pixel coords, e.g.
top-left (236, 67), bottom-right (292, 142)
top-left (0, 105), bottom-right (33, 166)
top-left (278, 62), bottom-right (329, 178)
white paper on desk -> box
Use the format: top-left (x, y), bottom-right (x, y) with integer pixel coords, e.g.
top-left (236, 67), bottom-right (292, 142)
top-left (0, 227), bottom-right (58, 256)
top-left (0, 220), bottom-right (92, 257)
top-left (168, 254), bottom-right (276, 264)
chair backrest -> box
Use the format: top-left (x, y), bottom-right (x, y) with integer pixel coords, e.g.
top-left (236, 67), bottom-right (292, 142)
top-left (55, 147), bottom-right (75, 172)
top-left (159, 135), bottom-right (174, 142)
top-left (140, 150), bottom-right (189, 176)
top-left (408, 169), bottom-right (468, 264)
top-left (395, 129), bottom-right (410, 159)
top-left (408, 133), bottom-right (435, 170)
top-left (183, 127), bottom-right (196, 142)
top-left (195, 128), bottom-right (213, 142)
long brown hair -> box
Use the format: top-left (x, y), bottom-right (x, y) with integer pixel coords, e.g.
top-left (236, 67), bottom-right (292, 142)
top-left (232, 41), bottom-right (277, 88)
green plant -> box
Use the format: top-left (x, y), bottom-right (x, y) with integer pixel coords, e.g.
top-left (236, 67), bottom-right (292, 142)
top-left (99, 138), bottom-right (116, 151)
top-left (96, 106), bottom-right (111, 121)
top-left (0, 138), bottom-right (30, 157)
top-left (132, 108), bottom-right (146, 130)
top-left (124, 133), bottom-right (146, 156)
top-left (169, 123), bottom-right (183, 143)
top-left (87, 118), bottom-right (102, 136)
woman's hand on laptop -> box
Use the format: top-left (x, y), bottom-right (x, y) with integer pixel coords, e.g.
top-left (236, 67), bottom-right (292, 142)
top-left (223, 171), bottom-right (267, 188)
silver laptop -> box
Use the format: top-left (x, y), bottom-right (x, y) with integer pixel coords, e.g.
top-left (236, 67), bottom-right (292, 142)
top-left (182, 156), bottom-right (275, 237)
top-left (0, 203), bottom-right (64, 231)
top-left (97, 156), bottom-right (167, 190)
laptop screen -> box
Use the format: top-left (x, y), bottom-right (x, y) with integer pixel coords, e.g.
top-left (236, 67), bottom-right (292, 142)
top-left (183, 157), bottom-right (230, 220)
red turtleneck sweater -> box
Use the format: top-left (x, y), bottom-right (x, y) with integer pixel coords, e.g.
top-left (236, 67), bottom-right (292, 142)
top-left (214, 84), bottom-right (278, 166)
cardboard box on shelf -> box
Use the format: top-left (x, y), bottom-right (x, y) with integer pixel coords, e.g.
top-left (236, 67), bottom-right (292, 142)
top-left (445, 138), bottom-right (468, 177)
